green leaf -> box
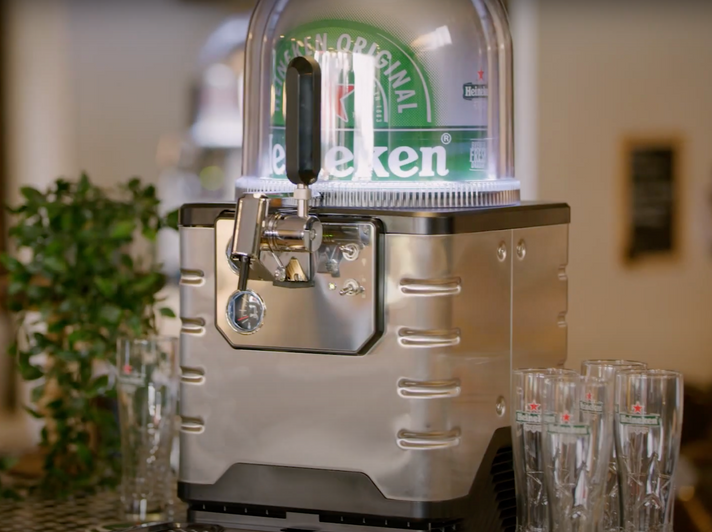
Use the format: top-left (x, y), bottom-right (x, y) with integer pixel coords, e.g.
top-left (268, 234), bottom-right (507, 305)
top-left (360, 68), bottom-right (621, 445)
top-left (24, 406), bottom-right (43, 419)
top-left (159, 307), bottom-right (176, 318)
top-left (110, 221), bottom-right (135, 239)
top-left (77, 173), bottom-right (91, 195)
top-left (87, 375), bottom-right (109, 398)
top-left (43, 255), bottom-right (66, 273)
top-left (7, 281), bottom-right (24, 296)
top-left (55, 178), bottom-right (71, 194)
top-left (0, 254), bottom-right (22, 271)
top-left (32, 332), bottom-right (51, 349)
top-left (127, 177), bottom-right (141, 191)
top-left (18, 361), bottom-right (43, 381)
top-left (60, 211), bottom-right (74, 231)
top-left (30, 384), bottom-right (45, 403)
top-left (143, 185), bottom-right (157, 199)
top-left (76, 443), bottom-right (93, 467)
top-left (132, 272), bottom-right (162, 294)
top-left (47, 319), bottom-right (70, 334)
top-left (125, 315), bottom-right (143, 336)
top-left (5, 204), bottom-right (27, 215)
top-left (165, 209), bottom-right (179, 230)
top-left (7, 300), bottom-right (24, 312)
top-left (46, 399), bottom-right (65, 413)
top-left (26, 284), bottom-right (46, 302)
top-left (58, 299), bottom-right (74, 314)
top-left (119, 254), bottom-right (134, 269)
top-left (0, 488), bottom-right (22, 501)
top-left (95, 277), bottom-right (116, 298)
top-left (68, 329), bottom-right (90, 345)
top-left (99, 305), bottom-right (122, 324)
top-left (70, 396), bottom-right (87, 412)
top-left (141, 226), bottom-right (158, 241)
top-left (20, 186), bottom-right (43, 203)
top-left (0, 456), bottom-right (18, 471)
top-left (56, 350), bottom-right (81, 363)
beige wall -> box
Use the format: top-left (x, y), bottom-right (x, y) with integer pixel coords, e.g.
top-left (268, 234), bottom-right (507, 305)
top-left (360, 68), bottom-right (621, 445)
top-left (67, 0), bottom-right (240, 188)
top-left (525, 1), bottom-right (712, 382)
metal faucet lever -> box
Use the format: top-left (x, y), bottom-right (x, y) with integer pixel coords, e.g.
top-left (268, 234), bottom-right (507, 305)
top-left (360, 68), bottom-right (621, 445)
top-left (286, 56), bottom-right (321, 190)
top-left (228, 56), bottom-right (322, 293)
top-left (230, 193), bottom-right (270, 291)
top-left (287, 56), bottom-right (321, 222)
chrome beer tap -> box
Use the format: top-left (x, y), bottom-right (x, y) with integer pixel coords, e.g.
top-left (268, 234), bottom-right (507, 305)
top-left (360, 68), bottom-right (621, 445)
top-left (226, 56), bottom-right (323, 331)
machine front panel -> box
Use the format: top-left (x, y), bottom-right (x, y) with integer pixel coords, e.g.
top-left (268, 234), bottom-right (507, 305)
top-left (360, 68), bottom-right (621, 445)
top-left (179, 220), bottom-right (567, 504)
top-left (214, 218), bottom-right (379, 353)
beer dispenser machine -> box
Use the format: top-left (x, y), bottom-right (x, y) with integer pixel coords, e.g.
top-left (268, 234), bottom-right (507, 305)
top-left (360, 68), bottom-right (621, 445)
top-left (178, 1), bottom-right (569, 531)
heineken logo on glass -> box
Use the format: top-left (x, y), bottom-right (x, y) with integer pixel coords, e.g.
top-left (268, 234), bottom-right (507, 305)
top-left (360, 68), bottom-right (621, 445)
top-left (515, 401), bottom-right (542, 424)
top-left (580, 391), bottom-right (604, 413)
top-left (463, 83), bottom-right (487, 100)
top-left (619, 401), bottom-right (661, 426)
top-left (547, 410), bottom-right (590, 436)
top-left (269, 19), bottom-right (489, 182)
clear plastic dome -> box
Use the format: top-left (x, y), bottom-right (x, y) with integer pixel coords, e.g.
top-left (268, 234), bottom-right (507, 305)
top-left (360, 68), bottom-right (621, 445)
top-left (238, 0), bottom-right (518, 207)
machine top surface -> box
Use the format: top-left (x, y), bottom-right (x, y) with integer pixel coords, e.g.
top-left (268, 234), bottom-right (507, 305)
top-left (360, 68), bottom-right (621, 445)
top-left (179, 201), bottom-right (570, 235)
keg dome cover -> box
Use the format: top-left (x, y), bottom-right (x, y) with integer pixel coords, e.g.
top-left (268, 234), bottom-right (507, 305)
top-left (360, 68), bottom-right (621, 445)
top-left (238, 0), bottom-right (519, 208)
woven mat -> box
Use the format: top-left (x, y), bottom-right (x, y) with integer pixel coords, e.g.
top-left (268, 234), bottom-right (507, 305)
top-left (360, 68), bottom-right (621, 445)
top-left (0, 490), bottom-right (187, 532)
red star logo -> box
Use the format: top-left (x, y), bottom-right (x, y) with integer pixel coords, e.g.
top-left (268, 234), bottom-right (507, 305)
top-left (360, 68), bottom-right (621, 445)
top-left (632, 402), bottom-right (643, 414)
top-left (586, 392), bottom-right (593, 402)
top-left (336, 84), bottom-right (355, 122)
top-left (478, 69), bottom-right (485, 81)
top-left (123, 364), bottom-right (133, 374)
top-left (561, 411), bottom-right (571, 423)
top-left (526, 402), bottom-right (541, 412)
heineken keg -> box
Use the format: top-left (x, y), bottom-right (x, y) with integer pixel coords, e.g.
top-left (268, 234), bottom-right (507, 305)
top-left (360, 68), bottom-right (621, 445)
top-left (237, 0), bottom-right (518, 207)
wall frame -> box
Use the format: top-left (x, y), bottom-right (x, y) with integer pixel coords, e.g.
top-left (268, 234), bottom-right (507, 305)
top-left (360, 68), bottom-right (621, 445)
top-left (620, 135), bottom-right (683, 266)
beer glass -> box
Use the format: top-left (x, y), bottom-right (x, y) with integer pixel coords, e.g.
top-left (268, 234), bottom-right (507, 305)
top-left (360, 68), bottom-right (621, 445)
top-left (581, 360), bottom-right (647, 532)
top-left (117, 337), bottom-right (178, 523)
top-left (615, 370), bottom-right (683, 532)
top-left (542, 373), bottom-right (613, 532)
top-left (512, 368), bottom-right (576, 532)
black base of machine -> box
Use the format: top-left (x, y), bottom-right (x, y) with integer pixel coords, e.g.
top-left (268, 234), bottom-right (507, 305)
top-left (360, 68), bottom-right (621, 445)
top-left (180, 428), bottom-right (515, 532)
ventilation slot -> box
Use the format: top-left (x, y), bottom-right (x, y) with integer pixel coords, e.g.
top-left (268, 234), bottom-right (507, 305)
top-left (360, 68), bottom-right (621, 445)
top-left (319, 513), bottom-right (462, 532)
top-left (194, 502), bottom-right (287, 519)
top-left (490, 446), bottom-right (516, 532)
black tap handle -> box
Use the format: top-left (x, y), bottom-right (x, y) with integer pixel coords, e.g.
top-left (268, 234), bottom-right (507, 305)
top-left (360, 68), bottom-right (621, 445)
top-left (286, 56), bottom-right (322, 187)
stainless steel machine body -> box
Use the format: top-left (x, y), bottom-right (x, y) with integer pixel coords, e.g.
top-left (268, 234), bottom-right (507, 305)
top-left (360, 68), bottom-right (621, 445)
top-left (178, 1), bottom-right (568, 530)
top-left (178, 202), bottom-right (569, 532)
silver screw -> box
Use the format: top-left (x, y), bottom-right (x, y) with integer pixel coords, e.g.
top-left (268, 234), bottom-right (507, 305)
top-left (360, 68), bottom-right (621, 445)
top-left (497, 242), bottom-right (507, 262)
top-left (340, 243), bottom-right (360, 262)
top-left (274, 267), bottom-right (286, 282)
top-left (340, 279), bottom-right (365, 296)
top-left (495, 396), bottom-right (506, 417)
top-left (516, 240), bottom-right (527, 261)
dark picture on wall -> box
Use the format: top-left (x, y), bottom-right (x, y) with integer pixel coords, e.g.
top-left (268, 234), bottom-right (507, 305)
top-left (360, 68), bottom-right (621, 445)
top-left (623, 138), bottom-right (681, 263)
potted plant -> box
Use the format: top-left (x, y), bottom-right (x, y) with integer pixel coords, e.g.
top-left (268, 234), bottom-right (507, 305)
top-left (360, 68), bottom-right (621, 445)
top-left (1, 174), bottom-right (177, 497)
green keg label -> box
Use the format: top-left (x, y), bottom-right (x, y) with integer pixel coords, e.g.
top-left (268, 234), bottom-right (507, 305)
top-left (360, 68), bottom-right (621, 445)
top-left (269, 20), bottom-right (488, 181)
